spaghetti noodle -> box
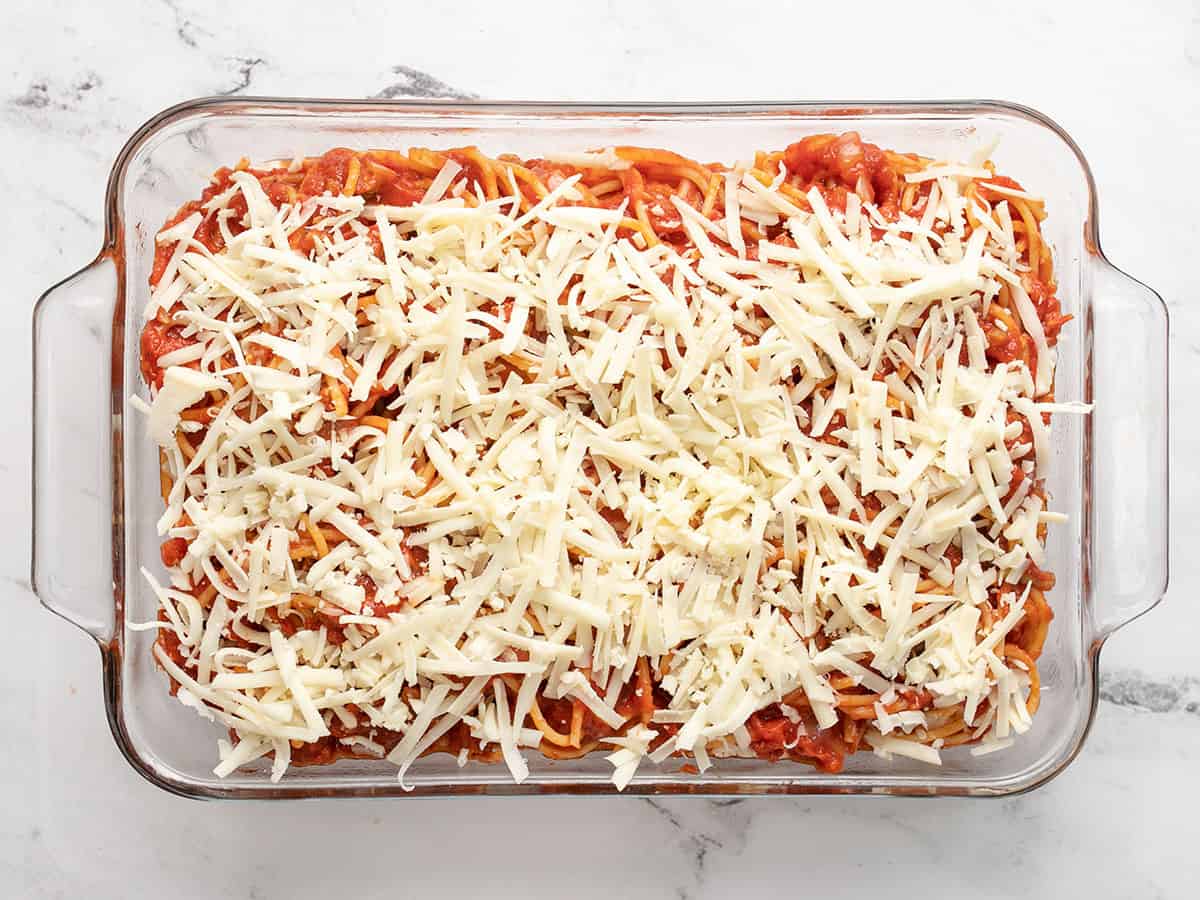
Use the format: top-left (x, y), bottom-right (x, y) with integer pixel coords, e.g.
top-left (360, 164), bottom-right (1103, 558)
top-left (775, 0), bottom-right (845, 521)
top-left (136, 132), bottom-right (1081, 788)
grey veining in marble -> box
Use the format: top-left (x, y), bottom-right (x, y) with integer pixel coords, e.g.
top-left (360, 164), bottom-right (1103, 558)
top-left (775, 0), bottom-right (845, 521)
top-left (373, 65), bottom-right (478, 100)
top-left (1100, 671), bottom-right (1200, 716)
top-left (5, 0), bottom-right (1198, 897)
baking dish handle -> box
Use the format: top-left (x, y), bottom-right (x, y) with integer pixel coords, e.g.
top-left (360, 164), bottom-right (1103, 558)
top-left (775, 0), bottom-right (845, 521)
top-left (32, 255), bottom-right (119, 644)
top-left (1088, 259), bottom-right (1169, 641)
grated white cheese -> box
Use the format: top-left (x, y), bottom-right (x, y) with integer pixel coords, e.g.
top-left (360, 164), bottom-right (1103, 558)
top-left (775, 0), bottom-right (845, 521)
top-left (137, 143), bottom-right (1078, 788)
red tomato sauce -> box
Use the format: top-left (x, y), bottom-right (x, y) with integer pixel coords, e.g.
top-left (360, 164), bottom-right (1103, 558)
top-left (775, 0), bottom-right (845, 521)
top-left (1024, 274), bottom-right (1071, 343)
top-left (783, 132), bottom-right (903, 218)
top-left (139, 320), bottom-right (195, 388)
top-left (159, 538), bottom-right (188, 567)
top-left (746, 706), bottom-right (846, 773)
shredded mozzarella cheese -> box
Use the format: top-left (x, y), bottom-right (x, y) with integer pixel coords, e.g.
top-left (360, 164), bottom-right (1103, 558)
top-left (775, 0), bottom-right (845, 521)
top-left (137, 146), bottom-right (1082, 790)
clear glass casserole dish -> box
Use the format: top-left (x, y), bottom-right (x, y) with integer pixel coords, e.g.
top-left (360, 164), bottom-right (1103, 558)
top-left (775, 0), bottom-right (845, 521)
top-left (31, 98), bottom-right (1169, 799)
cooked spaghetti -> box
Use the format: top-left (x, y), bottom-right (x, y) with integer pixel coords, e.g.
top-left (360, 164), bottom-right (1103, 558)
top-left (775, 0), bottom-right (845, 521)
top-left (136, 133), bottom-right (1083, 788)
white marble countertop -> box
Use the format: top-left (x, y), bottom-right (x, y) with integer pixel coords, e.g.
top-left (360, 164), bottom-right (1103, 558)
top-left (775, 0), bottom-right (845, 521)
top-left (5, 0), bottom-right (1198, 896)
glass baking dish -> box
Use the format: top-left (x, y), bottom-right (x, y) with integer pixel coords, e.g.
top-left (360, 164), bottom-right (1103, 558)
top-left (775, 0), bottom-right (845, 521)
top-left (31, 98), bottom-right (1169, 799)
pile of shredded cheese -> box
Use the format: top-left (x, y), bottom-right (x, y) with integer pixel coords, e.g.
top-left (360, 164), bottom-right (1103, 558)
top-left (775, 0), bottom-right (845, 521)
top-left (136, 147), bottom-right (1084, 789)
